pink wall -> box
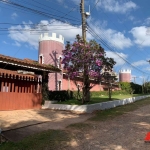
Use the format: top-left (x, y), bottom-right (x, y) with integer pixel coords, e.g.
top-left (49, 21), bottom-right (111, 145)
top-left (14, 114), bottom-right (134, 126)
top-left (62, 78), bottom-right (111, 91)
top-left (39, 40), bottom-right (63, 91)
top-left (38, 33), bottom-right (120, 92)
top-left (119, 73), bottom-right (131, 82)
top-left (39, 40), bottom-right (63, 65)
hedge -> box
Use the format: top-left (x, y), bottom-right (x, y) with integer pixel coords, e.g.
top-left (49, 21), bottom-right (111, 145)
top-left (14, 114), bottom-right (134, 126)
top-left (47, 90), bottom-right (130, 101)
top-left (48, 90), bottom-right (73, 101)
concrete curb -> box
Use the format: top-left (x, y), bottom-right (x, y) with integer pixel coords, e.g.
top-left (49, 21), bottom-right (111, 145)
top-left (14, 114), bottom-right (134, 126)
top-left (42, 95), bottom-right (150, 113)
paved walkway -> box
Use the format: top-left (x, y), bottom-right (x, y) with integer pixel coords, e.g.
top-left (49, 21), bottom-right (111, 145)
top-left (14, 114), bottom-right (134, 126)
top-left (0, 109), bottom-right (92, 142)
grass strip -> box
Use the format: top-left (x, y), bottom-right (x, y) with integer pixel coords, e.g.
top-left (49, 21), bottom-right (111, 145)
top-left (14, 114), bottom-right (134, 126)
top-left (1, 97), bottom-right (150, 149)
top-left (56, 94), bottom-right (146, 105)
top-left (0, 130), bottom-right (71, 150)
top-left (89, 97), bottom-right (150, 121)
top-left (67, 97), bottom-right (150, 130)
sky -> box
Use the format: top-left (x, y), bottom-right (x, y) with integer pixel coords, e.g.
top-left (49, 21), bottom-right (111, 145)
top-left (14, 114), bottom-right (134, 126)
top-left (0, 0), bottom-right (150, 84)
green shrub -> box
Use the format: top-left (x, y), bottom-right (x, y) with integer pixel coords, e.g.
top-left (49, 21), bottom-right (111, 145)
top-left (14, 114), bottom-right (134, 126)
top-left (111, 90), bottom-right (129, 95)
top-left (90, 91), bottom-right (107, 97)
top-left (72, 91), bottom-right (130, 99)
top-left (89, 90), bottom-right (129, 97)
top-left (51, 90), bottom-right (133, 102)
top-left (48, 90), bottom-right (73, 101)
top-left (72, 91), bottom-right (83, 100)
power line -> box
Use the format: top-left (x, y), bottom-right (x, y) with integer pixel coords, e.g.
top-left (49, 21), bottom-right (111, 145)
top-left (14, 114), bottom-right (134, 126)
top-left (86, 18), bottom-right (150, 74)
top-left (31, 0), bottom-right (80, 21)
top-left (87, 24), bottom-right (150, 75)
top-left (0, 27), bottom-right (80, 31)
top-left (91, 0), bottom-right (100, 13)
top-left (90, 1), bottom-right (150, 66)
top-left (0, 0), bottom-right (81, 26)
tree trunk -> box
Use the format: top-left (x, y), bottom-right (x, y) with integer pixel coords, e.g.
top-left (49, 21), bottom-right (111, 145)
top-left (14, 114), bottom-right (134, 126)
top-left (108, 87), bottom-right (112, 100)
top-left (82, 74), bottom-right (90, 103)
top-left (82, 87), bottom-right (90, 103)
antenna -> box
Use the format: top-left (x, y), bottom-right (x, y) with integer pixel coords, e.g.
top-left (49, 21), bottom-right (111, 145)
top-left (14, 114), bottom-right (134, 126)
top-left (85, 5), bottom-right (90, 18)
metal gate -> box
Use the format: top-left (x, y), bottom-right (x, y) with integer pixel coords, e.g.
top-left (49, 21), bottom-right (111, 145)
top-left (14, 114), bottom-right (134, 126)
top-left (0, 69), bottom-right (42, 110)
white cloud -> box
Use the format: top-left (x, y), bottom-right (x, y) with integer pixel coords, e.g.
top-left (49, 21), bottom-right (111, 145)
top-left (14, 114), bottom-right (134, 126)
top-left (3, 41), bottom-right (8, 44)
top-left (144, 17), bottom-right (150, 25)
top-left (8, 20), bottom-right (82, 49)
top-left (57, 0), bottom-right (79, 5)
top-left (2, 0), bottom-right (9, 2)
top-left (106, 51), bottom-right (128, 66)
top-left (56, 0), bottom-right (63, 3)
top-left (132, 60), bottom-right (148, 67)
top-left (144, 67), bottom-right (150, 71)
top-left (89, 21), bottom-right (132, 50)
top-left (104, 29), bottom-right (132, 50)
top-left (8, 24), bottom-right (38, 49)
top-left (70, 0), bottom-right (79, 4)
top-left (11, 12), bottom-right (18, 20)
top-left (130, 26), bottom-right (150, 47)
top-left (8, 19), bottom-right (132, 50)
top-left (96, 0), bottom-right (137, 14)
top-left (128, 15), bottom-right (135, 21)
top-left (12, 41), bottom-right (21, 47)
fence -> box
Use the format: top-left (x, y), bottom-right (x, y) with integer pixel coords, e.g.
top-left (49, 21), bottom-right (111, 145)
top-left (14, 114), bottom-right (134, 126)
top-left (0, 69), bottom-right (42, 110)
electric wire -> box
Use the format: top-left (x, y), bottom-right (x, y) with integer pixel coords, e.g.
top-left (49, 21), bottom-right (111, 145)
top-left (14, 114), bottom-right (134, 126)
top-left (0, 0), bottom-right (81, 69)
top-left (90, 0), bottom-right (150, 65)
top-left (87, 24), bottom-right (150, 75)
top-left (91, 0), bottom-right (100, 13)
top-left (0, 0), bottom-right (81, 25)
top-left (0, 0), bottom-right (149, 77)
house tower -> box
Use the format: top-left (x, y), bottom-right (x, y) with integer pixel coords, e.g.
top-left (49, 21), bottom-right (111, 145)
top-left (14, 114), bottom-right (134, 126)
top-left (39, 33), bottom-right (64, 90)
top-left (119, 69), bottom-right (131, 82)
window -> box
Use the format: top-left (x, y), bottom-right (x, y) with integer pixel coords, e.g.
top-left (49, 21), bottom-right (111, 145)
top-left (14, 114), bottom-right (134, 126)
top-left (58, 80), bottom-right (61, 91)
top-left (57, 56), bottom-right (62, 69)
top-left (59, 57), bottom-right (62, 69)
top-left (39, 56), bottom-right (42, 64)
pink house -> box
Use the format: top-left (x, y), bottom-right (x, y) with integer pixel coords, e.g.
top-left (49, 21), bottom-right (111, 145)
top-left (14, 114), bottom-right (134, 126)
top-left (38, 33), bottom-right (119, 92)
top-left (119, 69), bottom-right (131, 82)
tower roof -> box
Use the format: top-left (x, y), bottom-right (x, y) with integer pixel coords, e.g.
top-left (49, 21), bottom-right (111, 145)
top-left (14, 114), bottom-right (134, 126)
top-left (39, 33), bottom-right (64, 44)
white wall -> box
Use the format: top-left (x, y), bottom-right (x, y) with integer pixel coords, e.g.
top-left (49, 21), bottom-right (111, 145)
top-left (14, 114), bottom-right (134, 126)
top-left (42, 95), bottom-right (150, 113)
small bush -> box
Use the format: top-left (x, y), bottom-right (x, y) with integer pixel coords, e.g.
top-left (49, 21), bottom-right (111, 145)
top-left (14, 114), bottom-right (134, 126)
top-left (73, 91), bottom-right (83, 100)
top-left (111, 90), bottom-right (129, 95)
top-left (48, 90), bottom-right (73, 101)
top-left (88, 90), bottom-right (129, 97)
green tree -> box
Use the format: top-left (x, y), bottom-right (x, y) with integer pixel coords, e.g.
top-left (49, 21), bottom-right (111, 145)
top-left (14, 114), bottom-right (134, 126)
top-left (130, 82), bottom-right (142, 94)
top-left (62, 35), bottom-right (116, 103)
top-left (119, 82), bottom-right (134, 94)
top-left (143, 81), bottom-right (150, 94)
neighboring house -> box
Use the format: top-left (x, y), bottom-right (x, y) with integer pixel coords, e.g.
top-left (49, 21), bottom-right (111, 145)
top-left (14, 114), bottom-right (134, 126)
top-left (119, 69), bottom-right (131, 82)
top-left (38, 32), bottom-right (119, 92)
top-left (0, 54), bottom-right (60, 110)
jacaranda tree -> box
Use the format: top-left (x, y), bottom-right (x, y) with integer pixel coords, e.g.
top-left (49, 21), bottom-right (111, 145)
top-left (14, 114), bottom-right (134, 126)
top-left (62, 35), bottom-right (116, 103)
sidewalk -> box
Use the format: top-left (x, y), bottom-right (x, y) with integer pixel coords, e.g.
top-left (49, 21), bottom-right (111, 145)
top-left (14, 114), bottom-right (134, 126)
top-left (0, 109), bottom-right (92, 142)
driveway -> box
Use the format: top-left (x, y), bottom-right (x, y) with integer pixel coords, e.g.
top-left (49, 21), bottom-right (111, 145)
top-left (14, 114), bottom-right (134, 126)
top-left (0, 109), bottom-right (92, 142)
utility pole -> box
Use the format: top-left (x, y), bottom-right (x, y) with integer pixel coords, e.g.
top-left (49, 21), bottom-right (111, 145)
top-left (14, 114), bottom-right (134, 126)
top-left (80, 0), bottom-right (91, 103)
top-left (142, 75), bottom-right (145, 94)
top-left (132, 76), bottom-right (138, 83)
top-left (80, 0), bottom-right (86, 41)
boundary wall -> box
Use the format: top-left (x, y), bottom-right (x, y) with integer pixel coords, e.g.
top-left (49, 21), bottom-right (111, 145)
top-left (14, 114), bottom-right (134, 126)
top-left (42, 95), bottom-right (150, 113)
